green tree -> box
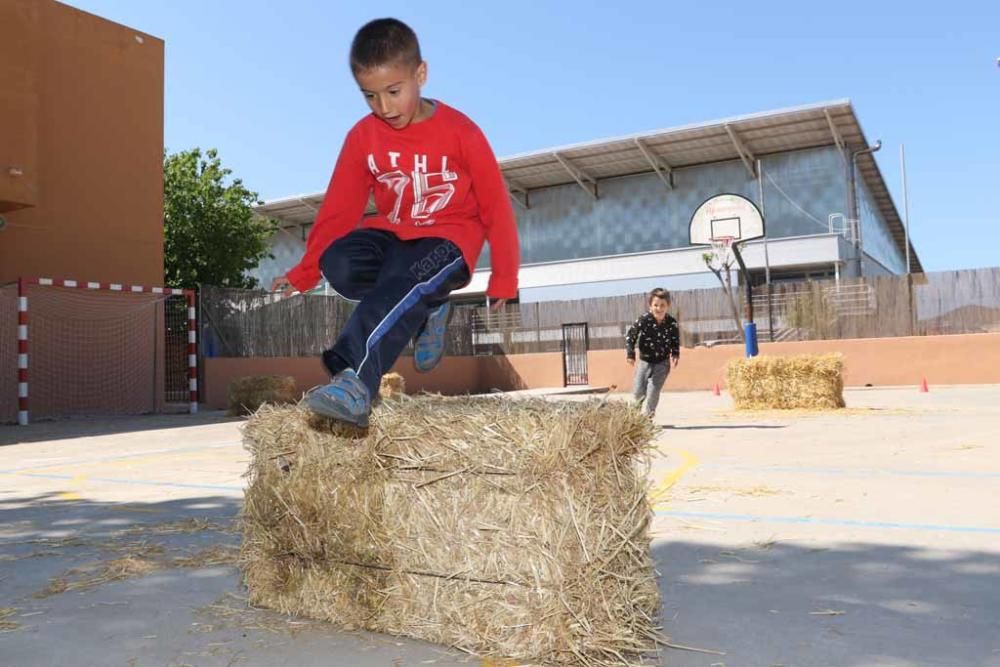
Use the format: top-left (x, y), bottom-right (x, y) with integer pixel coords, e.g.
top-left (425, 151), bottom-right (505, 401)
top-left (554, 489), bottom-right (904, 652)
top-left (164, 148), bottom-right (277, 289)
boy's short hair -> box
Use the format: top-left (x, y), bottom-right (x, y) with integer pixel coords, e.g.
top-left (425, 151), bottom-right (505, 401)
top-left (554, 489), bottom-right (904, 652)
top-left (648, 288), bottom-right (670, 305)
top-left (350, 18), bottom-right (422, 73)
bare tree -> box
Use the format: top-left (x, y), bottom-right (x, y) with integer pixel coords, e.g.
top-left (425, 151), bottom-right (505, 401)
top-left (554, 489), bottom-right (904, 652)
top-left (702, 248), bottom-right (746, 343)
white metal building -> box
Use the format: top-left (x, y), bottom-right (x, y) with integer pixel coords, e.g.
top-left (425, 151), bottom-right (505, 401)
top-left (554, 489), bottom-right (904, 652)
top-left (252, 99), bottom-right (920, 303)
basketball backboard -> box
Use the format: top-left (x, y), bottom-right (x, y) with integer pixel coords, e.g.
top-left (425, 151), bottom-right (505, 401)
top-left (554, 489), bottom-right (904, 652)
top-left (689, 193), bottom-right (765, 246)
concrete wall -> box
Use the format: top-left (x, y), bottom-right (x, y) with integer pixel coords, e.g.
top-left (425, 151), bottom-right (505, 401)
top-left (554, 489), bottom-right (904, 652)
top-left (203, 333), bottom-right (1000, 409)
top-left (0, 0), bottom-right (164, 286)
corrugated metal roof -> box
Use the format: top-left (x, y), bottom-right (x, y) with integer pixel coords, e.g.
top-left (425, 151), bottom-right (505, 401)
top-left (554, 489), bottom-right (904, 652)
top-left (253, 193), bottom-right (326, 226)
top-left (254, 99), bottom-right (921, 272)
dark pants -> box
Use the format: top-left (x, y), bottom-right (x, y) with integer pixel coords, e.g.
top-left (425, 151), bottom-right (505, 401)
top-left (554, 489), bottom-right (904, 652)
top-left (319, 229), bottom-right (470, 398)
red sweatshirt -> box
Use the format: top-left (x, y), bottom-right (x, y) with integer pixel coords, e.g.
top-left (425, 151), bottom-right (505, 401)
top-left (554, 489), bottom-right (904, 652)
top-left (286, 101), bottom-right (520, 298)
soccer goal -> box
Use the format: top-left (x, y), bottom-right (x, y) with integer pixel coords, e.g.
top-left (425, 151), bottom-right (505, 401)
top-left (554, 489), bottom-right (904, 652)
top-left (1, 277), bottom-right (198, 425)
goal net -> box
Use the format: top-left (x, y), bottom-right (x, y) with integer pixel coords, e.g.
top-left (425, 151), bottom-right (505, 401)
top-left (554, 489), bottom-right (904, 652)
top-left (1, 279), bottom-right (196, 425)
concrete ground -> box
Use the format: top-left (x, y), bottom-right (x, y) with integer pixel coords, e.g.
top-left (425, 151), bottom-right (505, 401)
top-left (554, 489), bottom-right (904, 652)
top-left (1, 386), bottom-right (998, 667)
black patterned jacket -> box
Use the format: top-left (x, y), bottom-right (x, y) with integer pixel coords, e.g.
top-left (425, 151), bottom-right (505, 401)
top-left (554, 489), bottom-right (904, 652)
top-left (625, 313), bottom-right (680, 364)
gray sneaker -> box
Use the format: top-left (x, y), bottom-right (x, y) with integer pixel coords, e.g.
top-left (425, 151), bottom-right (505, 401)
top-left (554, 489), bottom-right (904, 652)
top-left (306, 369), bottom-right (371, 427)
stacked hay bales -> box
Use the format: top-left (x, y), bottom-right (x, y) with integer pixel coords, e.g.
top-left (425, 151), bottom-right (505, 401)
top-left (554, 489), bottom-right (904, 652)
top-left (378, 372), bottom-right (406, 399)
top-left (727, 354), bottom-right (845, 409)
top-left (241, 396), bottom-right (660, 666)
top-left (228, 375), bottom-right (299, 415)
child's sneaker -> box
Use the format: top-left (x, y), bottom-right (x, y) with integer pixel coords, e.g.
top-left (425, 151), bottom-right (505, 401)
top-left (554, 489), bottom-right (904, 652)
top-left (307, 369), bottom-right (371, 427)
top-left (413, 301), bottom-right (451, 373)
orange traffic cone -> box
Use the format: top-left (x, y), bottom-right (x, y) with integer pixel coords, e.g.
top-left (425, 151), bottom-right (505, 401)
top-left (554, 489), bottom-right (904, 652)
top-left (713, 383), bottom-right (721, 396)
top-left (920, 377), bottom-right (929, 393)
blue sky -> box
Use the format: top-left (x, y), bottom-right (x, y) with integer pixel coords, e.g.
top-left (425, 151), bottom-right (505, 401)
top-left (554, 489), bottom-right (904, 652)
top-left (68, 0), bottom-right (998, 271)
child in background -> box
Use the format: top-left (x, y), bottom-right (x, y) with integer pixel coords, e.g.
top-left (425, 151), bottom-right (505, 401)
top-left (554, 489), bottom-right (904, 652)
top-left (625, 288), bottom-right (680, 420)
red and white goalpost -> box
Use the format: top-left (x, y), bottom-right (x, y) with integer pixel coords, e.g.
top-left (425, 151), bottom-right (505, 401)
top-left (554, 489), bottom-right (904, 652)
top-left (6, 277), bottom-right (198, 425)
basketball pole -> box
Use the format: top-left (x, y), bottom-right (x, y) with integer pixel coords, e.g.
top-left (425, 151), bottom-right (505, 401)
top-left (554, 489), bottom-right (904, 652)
top-left (730, 243), bottom-right (759, 358)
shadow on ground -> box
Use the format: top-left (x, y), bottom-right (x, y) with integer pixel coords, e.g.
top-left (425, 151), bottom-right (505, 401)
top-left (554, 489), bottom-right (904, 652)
top-left (0, 411), bottom-right (243, 447)
top-left (652, 538), bottom-right (999, 666)
top-left (2, 494), bottom-right (997, 666)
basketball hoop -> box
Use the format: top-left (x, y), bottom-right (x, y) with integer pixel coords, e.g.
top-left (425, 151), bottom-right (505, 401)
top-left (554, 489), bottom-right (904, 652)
top-left (689, 194), bottom-right (765, 248)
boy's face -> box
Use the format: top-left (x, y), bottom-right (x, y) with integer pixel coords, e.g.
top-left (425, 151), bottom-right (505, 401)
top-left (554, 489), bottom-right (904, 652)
top-left (649, 297), bottom-right (669, 320)
top-left (355, 61), bottom-right (429, 130)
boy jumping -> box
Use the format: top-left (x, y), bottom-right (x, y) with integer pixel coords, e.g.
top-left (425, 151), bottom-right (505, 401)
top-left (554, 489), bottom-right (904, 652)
top-left (625, 288), bottom-right (680, 420)
top-left (272, 18), bottom-right (520, 427)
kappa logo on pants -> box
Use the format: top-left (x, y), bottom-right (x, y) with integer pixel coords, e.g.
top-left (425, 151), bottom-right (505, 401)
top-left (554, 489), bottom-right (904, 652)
top-left (409, 242), bottom-right (458, 281)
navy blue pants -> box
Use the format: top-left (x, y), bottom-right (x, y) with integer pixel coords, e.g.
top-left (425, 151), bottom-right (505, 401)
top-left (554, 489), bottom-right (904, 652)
top-left (319, 229), bottom-right (470, 398)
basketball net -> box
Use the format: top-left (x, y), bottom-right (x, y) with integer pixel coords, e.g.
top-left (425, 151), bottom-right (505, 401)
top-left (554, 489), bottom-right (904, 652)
top-left (709, 236), bottom-right (736, 265)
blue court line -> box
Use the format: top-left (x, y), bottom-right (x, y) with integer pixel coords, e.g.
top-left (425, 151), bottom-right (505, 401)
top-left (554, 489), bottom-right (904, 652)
top-left (656, 510), bottom-right (1000, 535)
top-left (2, 441), bottom-right (241, 474)
top-left (700, 463), bottom-right (1000, 480)
top-left (1, 469), bottom-right (243, 493)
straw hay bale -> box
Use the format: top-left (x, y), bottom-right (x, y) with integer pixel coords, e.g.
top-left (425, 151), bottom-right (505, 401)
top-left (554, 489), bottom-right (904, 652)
top-left (379, 372), bottom-right (406, 399)
top-left (241, 396), bottom-right (661, 666)
top-left (727, 354), bottom-right (845, 410)
top-left (228, 375), bottom-right (299, 415)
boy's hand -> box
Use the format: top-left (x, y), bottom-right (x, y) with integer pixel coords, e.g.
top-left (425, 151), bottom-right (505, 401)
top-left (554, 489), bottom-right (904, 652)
top-left (489, 298), bottom-right (508, 313)
top-left (627, 358), bottom-right (635, 366)
top-left (270, 275), bottom-right (296, 298)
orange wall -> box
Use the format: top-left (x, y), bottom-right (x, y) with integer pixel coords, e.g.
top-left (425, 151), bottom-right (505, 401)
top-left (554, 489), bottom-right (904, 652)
top-left (480, 352), bottom-right (564, 391)
top-left (205, 356), bottom-right (485, 410)
top-left (589, 333), bottom-right (1000, 391)
top-left (203, 352), bottom-right (568, 409)
top-left (390, 356), bottom-right (486, 396)
top-left (0, 0), bottom-right (164, 286)
top-left (203, 333), bottom-right (1000, 409)
top-left (204, 358), bottom-right (328, 409)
